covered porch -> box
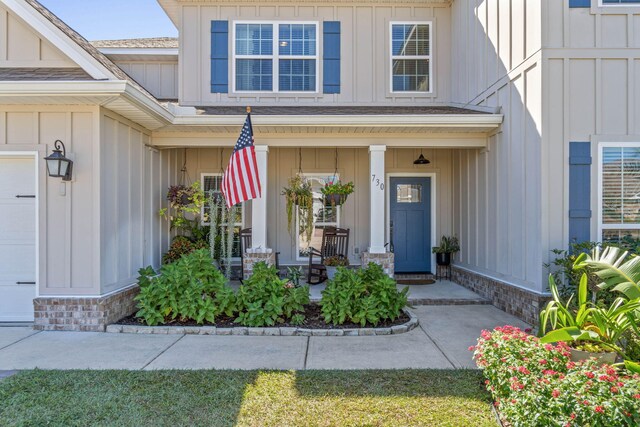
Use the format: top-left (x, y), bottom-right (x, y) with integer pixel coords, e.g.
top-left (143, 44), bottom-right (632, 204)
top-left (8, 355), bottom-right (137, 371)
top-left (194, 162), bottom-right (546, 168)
top-left (152, 105), bottom-right (502, 280)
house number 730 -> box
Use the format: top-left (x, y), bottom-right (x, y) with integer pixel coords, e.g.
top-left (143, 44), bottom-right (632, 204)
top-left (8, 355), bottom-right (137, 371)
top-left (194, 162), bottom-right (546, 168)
top-left (371, 174), bottom-right (385, 190)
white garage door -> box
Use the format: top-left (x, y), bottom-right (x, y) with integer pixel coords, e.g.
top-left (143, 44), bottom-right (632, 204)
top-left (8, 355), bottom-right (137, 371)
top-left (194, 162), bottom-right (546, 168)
top-left (0, 156), bottom-right (36, 322)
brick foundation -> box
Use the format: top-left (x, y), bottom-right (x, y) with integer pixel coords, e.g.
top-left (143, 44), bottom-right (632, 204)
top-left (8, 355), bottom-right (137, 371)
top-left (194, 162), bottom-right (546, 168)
top-left (33, 286), bottom-right (139, 332)
top-left (361, 252), bottom-right (395, 277)
top-left (451, 266), bottom-right (550, 325)
top-left (242, 252), bottom-right (276, 279)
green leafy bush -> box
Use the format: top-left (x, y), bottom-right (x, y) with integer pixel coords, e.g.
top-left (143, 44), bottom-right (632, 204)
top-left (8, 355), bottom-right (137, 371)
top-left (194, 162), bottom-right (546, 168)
top-left (320, 262), bottom-right (408, 327)
top-left (472, 326), bottom-right (640, 427)
top-left (235, 262), bottom-right (309, 327)
top-left (135, 249), bottom-right (236, 325)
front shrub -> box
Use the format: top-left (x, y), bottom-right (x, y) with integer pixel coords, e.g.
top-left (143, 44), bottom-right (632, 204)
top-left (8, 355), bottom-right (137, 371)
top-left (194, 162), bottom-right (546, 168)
top-left (235, 262), bottom-right (310, 327)
top-left (162, 235), bottom-right (208, 265)
top-left (320, 262), bottom-right (408, 326)
top-left (473, 326), bottom-right (640, 427)
top-left (135, 249), bottom-right (236, 326)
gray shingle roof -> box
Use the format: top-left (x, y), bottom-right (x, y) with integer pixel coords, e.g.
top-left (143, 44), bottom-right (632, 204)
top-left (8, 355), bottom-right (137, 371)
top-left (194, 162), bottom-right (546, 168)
top-left (24, 0), bottom-right (158, 101)
top-left (198, 106), bottom-right (486, 116)
top-left (91, 37), bottom-right (178, 49)
top-left (0, 68), bottom-right (94, 81)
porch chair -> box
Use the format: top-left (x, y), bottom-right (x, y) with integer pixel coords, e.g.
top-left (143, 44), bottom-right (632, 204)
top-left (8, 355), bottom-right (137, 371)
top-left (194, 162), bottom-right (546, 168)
top-left (307, 226), bottom-right (350, 284)
top-left (239, 227), bottom-right (280, 281)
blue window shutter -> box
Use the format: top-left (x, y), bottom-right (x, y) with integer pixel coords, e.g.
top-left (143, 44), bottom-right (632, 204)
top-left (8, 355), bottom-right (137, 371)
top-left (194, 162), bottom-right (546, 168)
top-left (323, 21), bottom-right (341, 94)
top-left (569, 141), bottom-right (592, 244)
top-left (211, 20), bottom-right (229, 93)
top-left (569, 0), bottom-right (591, 7)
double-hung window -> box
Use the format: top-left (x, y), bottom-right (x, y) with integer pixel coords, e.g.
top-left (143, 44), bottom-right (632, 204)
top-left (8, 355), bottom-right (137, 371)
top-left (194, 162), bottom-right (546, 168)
top-left (234, 22), bottom-right (318, 92)
top-left (390, 22), bottom-right (431, 93)
top-left (296, 175), bottom-right (340, 261)
top-left (201, 174), bottom-right (244, 258)
top-left (599, 144), bottom-right (640, 244)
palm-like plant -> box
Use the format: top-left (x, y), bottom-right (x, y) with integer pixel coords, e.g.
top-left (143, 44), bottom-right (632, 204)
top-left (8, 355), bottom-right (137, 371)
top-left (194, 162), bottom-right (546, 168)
top-left (574, 246), bottom-right (640, 300)
top-left (540, 274), bottom-right (640, 357)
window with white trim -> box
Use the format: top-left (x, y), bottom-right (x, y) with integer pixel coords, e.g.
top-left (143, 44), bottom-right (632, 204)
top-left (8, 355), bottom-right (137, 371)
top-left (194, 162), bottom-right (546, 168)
top-left (296, 175), bottom-right (340, 260)
top-left (234, 22), bottom-right (318, 92)
top-left (201, 174), bottom-right (244, 258)
top-left (600, 145), bottom-right (640, 244)
top-left (390, 22), bottom-right (431, 92)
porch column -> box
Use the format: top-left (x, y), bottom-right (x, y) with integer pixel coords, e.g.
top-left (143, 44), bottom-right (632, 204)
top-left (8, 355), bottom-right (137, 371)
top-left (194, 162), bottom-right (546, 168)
top-left (368, 145), bottom-right (387, 253)
top-left (251, 145), bottom-right (269, 249)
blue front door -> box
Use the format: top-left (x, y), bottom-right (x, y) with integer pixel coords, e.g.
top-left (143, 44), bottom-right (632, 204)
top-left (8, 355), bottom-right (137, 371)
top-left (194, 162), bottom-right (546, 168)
top-left (390, 177), bottom-right (431, 273)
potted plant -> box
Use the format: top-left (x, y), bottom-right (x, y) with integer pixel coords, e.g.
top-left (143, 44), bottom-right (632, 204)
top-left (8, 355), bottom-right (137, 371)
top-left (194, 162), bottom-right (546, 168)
top-left (321, 180), bottom-right (355, 207)
top-left (432, 235), bottom-right (460, 266)
top-left (323, 255), bottom-right (349, 280)
top-left (282, 174), bottom-right (314, 241)
top-left (167, 182), bottom-right (205, 209)
top-left (539, 273), bottom-right (640, 365)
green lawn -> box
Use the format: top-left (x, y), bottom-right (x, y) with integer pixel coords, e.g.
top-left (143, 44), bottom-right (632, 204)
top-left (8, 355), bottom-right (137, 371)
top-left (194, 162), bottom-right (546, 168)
top-left (0, 370), bottom-right (495, 427)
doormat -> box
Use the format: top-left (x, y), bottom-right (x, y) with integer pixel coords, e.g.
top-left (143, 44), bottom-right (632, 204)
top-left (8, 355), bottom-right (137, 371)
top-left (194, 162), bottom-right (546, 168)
top-left (396, 279), bottom-right (436, 285)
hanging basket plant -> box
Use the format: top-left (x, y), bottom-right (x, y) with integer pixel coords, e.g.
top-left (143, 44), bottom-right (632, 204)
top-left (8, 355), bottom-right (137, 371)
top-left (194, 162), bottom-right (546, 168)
top-left (166, 182), bottom-right (205, 212)
top-left (321, 180), bottom-right (354, 207)
top-left (282, 174), bottom-right (314, 242)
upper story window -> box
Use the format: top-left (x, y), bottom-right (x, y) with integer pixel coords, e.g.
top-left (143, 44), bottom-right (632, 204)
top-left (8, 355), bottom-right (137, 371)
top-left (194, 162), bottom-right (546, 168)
top-left (390, 22), bottom-right (431, 93)
top-left (233, 22), bottom-right (318, 93)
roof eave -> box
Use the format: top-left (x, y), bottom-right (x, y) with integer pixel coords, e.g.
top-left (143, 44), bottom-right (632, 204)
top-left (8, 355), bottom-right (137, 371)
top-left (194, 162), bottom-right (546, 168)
top-left (172, 113), bottom-right (504, 129)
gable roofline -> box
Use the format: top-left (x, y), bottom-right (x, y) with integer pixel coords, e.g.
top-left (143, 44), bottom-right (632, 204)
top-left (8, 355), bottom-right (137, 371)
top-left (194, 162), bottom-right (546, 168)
top-left (2, 0), bottom-right (112, 79)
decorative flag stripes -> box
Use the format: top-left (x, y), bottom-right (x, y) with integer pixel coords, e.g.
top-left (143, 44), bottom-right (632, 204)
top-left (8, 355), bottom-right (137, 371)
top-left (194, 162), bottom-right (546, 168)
top-left (221, 112), bottom-right (262, 208)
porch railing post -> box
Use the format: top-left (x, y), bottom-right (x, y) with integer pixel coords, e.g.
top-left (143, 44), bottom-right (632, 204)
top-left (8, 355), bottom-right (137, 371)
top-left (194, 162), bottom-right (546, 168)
top-left (368, 145), bottom-right (387, 254)
top-left (251, 145), bottom-right (269, 250)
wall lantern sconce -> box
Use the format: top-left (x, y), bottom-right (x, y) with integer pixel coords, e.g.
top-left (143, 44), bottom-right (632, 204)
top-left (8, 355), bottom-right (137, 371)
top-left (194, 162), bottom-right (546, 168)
top-left (413, 150), bottom-right (431, 165)
top-left (44, 140), bottom-right (73, 181)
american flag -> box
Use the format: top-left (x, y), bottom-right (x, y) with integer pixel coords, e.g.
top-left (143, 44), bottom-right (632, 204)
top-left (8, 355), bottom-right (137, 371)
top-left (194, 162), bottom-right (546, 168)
top-left (221, 112), bottom-right (262, 208)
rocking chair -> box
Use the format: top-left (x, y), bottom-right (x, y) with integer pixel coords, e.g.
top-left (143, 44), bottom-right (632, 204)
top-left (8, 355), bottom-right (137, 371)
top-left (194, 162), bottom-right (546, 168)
top-left (307, 226), bottom-right (350, 284)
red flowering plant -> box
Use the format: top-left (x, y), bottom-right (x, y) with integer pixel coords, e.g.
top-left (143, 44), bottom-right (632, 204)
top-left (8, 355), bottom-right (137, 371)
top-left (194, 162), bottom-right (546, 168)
top-left (472, 325), bottom-right (640, 426)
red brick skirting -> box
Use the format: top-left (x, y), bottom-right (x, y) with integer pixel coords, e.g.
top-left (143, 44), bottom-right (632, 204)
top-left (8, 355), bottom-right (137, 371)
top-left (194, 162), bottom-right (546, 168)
top-left (33, 286), bottom-right (139, 332)
top-left (451, 266), bottom-right (550, 325)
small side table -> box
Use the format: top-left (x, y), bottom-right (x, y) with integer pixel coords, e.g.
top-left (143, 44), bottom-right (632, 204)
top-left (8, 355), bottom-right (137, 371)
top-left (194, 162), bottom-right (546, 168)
top-left (435, 264), bottom-right (451, 281)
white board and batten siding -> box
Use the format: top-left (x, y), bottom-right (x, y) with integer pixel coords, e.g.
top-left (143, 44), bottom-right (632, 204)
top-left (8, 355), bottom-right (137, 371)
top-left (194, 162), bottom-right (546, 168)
top-left (544, 1), bottom-right (640, 255)
top-left (450, 0), bottom-right (544, 292)
top-left (115, 61), bottom-right (179, 100)
top-left (0, 4), bottom-right (75, 67)
top-left (179, 3), bottom-right (452, 106)
top-left (0, 107), bottom-right (99, 302)
top-left (100, 110), bottom-right (172, 294)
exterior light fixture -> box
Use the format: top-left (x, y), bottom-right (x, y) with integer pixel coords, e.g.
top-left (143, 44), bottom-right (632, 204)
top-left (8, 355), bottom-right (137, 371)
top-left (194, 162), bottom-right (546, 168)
top-left (413, 150), bottom-right (430, 165)
top-left (44, 140), bottom-right (73, 181)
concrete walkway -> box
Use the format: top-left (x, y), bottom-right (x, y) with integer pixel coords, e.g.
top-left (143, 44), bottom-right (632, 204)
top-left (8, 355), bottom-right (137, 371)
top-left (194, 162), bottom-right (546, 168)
top-left (0, 305), bottom-right (528, 371)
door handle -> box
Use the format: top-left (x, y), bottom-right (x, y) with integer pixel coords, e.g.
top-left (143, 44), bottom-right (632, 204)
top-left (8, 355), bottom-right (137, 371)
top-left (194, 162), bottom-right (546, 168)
top-left (15, 195), bottom-right (35, 198)
top-left (16, 281), bottom-right (36, 285)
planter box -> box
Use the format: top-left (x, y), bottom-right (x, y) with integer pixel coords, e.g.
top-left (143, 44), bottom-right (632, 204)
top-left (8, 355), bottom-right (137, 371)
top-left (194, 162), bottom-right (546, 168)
top-left (570, 348), bottom-right (617, 365)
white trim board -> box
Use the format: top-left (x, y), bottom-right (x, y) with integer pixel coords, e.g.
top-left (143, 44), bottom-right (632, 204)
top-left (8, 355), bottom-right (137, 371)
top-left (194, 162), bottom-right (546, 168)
top-left (385, 172), bottom-right (437, 273)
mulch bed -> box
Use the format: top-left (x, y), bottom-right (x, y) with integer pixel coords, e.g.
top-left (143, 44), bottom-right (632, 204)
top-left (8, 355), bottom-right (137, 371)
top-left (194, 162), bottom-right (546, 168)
top-left (116, 303), bottom-right (410, 329)
top-left (396, 279), bottom-right (436, 285)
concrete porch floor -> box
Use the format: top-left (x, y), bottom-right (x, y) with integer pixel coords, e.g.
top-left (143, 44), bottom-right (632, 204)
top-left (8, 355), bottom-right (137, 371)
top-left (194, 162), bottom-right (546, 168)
top-left (0, 304), bottom-right (529, 371)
